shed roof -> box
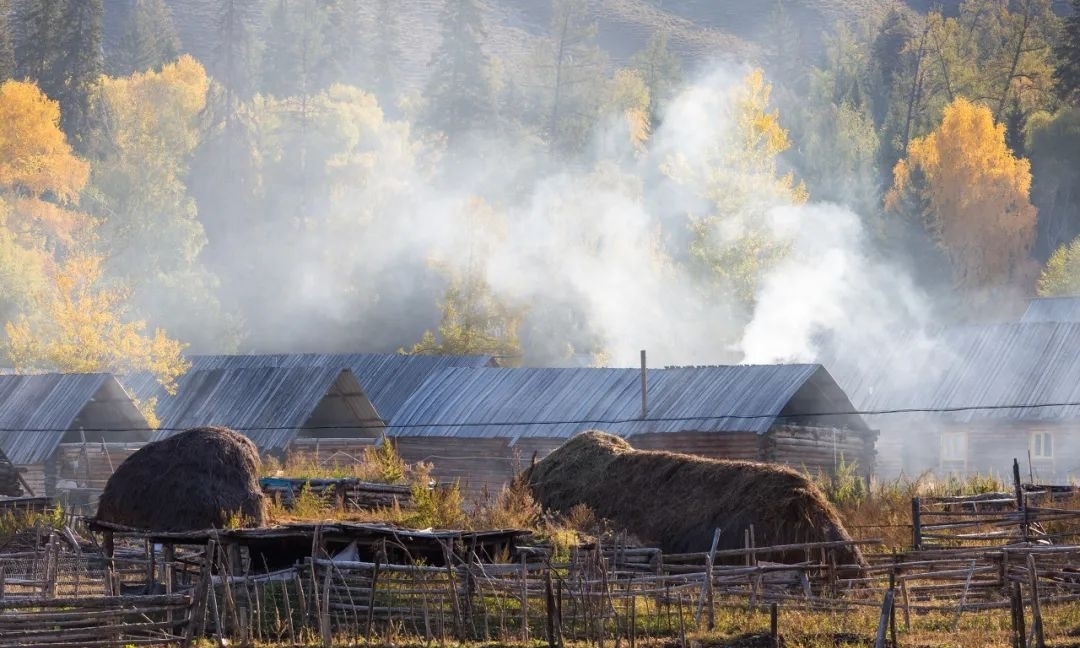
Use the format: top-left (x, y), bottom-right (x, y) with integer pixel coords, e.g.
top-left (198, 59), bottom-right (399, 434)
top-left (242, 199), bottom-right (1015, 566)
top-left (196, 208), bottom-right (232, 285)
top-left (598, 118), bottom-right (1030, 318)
top-left (388, 364), bottom-right (868, 440)
top-left (841, 322), bottom-right (1080, 423)
top-left (147, 367), bottom-right (382, 454)
top-left (1021, 297), bottom-right (1080, 323)
top-left (129, 353), bottom-right (494, 422)
top-left (0, 374), bottom-right (150, 464)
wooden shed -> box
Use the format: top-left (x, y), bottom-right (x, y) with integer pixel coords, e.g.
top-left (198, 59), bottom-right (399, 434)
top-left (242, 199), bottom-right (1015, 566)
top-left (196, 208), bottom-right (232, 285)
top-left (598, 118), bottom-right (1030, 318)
top-left (834, 321), bottom-right (1080, 482)
top-left (0, 373), bottom-right (150, 499)
top-left (127, 366), bottom-right (386, 462)
top-left (388, 364), bottom-right (875, 499)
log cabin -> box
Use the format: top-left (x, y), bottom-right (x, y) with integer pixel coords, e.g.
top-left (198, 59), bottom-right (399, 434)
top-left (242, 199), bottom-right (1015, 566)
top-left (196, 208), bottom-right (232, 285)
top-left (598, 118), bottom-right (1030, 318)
top-left (127, 366), bottom-right (386, 462)
top-left (835, 321), bottom-right (1080, 482)
top-left (0, 373), bottom-right (150, 499)
top-left (387, 364), bottom-right (875, 499)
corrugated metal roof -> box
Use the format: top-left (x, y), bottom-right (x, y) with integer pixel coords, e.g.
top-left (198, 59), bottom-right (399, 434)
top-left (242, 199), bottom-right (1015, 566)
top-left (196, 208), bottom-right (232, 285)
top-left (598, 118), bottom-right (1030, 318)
top-left (0, 374), bottom-right (148, 464)
top-left (388, 364), bottom-right (867, 439)
top-left (147, 367), bottom-right (375, 453)
top-left (848, 322), bottom-right (1080, 423)
top-left (127, 353), bottom-right (494, 422)
top-left (1021, 297), bottom-right (1080, 323)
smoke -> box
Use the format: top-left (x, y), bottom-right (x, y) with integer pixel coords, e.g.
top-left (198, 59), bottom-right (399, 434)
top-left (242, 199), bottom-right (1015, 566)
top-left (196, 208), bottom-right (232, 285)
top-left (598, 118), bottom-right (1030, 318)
top-left (202, 59), bottom-right (942, 377)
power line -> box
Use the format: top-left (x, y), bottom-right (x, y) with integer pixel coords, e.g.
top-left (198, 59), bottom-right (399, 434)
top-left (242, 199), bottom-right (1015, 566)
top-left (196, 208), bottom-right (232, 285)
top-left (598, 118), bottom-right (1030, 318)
top-left (4, 398), bottom-right (1080, 434)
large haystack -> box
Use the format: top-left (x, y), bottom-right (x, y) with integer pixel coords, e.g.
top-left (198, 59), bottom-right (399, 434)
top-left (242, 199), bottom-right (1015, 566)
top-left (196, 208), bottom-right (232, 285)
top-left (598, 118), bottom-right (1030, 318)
top-left (525, 431), bottom-right (864, 566)
top-left (96, 426), bottom-right (266, 531)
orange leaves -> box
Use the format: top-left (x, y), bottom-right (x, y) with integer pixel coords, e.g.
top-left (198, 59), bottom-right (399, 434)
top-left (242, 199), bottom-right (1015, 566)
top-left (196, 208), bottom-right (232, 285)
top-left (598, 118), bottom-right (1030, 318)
top-left (5, 255), bottom-right (189, 392)
top-left (886, 97), bottom-right (1036, 289)
top-left (0, 81), bottom-right (90, 203)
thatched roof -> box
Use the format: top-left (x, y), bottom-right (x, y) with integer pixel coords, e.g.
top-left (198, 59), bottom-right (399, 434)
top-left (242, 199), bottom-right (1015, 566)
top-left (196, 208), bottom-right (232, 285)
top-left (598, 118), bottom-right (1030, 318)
top-left (525, 431), bottom-right (864, 566)
top-left (95, 426), bottom-right (266, 531)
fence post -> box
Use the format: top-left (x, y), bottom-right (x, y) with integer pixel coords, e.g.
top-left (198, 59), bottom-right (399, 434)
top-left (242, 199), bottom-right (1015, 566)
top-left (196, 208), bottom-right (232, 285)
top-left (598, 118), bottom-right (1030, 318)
top-left (1027, 554), bottom-right (1045, 648)
top-left (769, 602), bottom-right (779, 648)
top-left (911, 498), bottom-right (922, 550)
top-left (1014, 459), bottom-right (1029, 543)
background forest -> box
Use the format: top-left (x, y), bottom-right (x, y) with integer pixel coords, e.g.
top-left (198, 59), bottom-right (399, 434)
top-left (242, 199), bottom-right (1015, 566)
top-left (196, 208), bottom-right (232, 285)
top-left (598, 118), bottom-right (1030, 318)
top-left (1, 0), bottom-right (1079, 389)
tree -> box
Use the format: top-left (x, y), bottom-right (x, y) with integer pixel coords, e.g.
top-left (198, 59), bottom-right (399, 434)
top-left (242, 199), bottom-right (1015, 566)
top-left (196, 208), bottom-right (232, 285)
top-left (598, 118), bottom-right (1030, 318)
top-left (885, 98), bottom-right (1036, 290)
top-left (0, 0), bottom-right (13, 81)
top-left (12, 0), bottom-right (62, 85)
top-left (1026, 108), bottom-right (1080, 259)
top-left (115, 0), bottom-right (179, 75)
top-left (628, 30), bottom-right (681, 124)
top-left (1037, 236), bottom-right (1080, 296)
top-left (0, 80), bottom-right (92, 252)
top-left (1054, 0), bottom-right (1080, 105)
top-left (54, 0), bottom-right (104, 149)
top-left (261, 0), bottom-right (328, 99)
top-left (542, 0), bottom-right (606, 154)
top-left (407, 198), bottom-right (523, 361)
top-left (89, 56), bottom-right (228, 351)
top-left (603, 68), bottom-right (651, 152)
top-left (663, 69), bottom-right (807, 305)
top-left (4, 254), bottom-right (189, 393)
top-left (423, 0), bottom-right (493, 141)
top-left (209, 0), bottom-right (261, 109)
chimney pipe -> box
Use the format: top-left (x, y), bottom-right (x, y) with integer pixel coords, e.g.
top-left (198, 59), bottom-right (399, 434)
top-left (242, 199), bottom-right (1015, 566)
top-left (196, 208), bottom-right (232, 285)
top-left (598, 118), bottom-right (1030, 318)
top-left (640, 349), bottom-right (648, 418)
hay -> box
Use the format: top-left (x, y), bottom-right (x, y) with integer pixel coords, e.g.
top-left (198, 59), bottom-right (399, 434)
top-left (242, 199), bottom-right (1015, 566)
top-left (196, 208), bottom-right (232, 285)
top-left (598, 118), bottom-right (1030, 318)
top-left (524, 431), bottom-right (865, 566)
top-left (95, 426), bottom-right (267, 531)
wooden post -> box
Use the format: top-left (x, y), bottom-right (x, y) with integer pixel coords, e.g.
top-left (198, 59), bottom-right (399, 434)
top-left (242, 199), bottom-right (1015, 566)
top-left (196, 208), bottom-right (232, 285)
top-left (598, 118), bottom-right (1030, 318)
top-left (545, 569), bottom-right (557, 648)
top-left (695, 528), bottom-right (721, 626)
top-left (1014, 459), bottom-right (1029, 543)
top-left (874, 590), bottom-right (894, 648)
top-left (320, 562), bottom-right (332, 648)
top-left (911, 498), bottom-right (922, 550)
top-left (769, 602), bottom-right (778, 648)
top-left (366, 546), bottom-right (381, 640)
top-left (1012, 581), bottom-right (1027, 648)
top-left (1028, 554), bottom-right (1045, 648)
top-left (520, 551), bottom-right (530, 642)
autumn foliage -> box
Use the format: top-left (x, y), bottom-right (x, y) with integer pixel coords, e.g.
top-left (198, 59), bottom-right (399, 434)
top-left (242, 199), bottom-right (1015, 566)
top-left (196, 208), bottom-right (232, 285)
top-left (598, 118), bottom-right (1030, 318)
top-left (886, 98), bottom-right (1037, 290)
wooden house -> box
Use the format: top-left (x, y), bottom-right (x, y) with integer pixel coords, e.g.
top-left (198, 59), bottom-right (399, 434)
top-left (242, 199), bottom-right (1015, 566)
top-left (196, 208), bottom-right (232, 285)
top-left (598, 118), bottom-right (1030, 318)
top-left (387, 364), bottom-right (875, 498)
top-left (127, 353), bottom-right (495, 469)
top-left (836, 321), bottom-right (1080, 482)
top-left (0, 373), bottom-right (150, 498)
top-left (128, 366), bottom-right (385, 461)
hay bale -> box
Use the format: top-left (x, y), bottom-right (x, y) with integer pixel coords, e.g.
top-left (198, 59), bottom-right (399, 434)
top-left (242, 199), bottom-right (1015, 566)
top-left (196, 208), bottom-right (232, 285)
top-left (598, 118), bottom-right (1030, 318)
top-left (96, 426), bottom-right (266, 531)
top-left (524, 431), bottom-right (864, 566)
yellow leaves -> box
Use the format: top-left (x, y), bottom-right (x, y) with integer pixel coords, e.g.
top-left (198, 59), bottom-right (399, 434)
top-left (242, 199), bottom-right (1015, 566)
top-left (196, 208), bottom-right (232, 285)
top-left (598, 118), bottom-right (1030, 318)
top-left (1037, 236), bottom-right (1080, 297)
top-left (886, 97), bottom-right (1036, 289)
top-left (4, 254), bottom-right (190, 393)
top-left (0, 81), bottom-right (90, 203)
top-left (735, 69), bottom-right (792, 174)
top-left (98, 55), bottom-right (209, 161)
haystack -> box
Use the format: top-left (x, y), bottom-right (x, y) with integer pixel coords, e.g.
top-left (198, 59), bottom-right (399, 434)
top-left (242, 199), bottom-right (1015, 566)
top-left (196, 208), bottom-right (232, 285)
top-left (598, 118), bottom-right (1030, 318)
top-left (96, 426), bottom-right (266, 531)
top-left (525, 431), bottom-right (865, 566)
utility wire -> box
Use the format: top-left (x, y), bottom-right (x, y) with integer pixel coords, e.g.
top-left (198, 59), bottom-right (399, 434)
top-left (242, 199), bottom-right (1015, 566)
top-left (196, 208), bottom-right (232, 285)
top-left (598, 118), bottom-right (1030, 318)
top-left (4, 399), bottom-right (1080, 434)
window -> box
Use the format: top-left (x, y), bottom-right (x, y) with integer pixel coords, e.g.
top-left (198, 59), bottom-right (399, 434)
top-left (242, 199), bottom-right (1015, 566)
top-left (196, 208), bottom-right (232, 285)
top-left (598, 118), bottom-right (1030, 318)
top-left (1030, 431), bottom-right (1054, 459)
top-left (941, 431), bottom-right (967, 461)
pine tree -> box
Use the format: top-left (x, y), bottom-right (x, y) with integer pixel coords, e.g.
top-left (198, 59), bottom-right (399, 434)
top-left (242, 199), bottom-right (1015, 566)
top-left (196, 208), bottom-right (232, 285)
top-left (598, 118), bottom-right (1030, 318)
top-left (116, 0), bottom-right (179, 75)
top-left (545, 0), bottom-right (606, 154)
top-left (56, 0), bottom-right (104, 149)
top-left (368, 0), bottom-right (401, 105)
top-left (13, 0), bottom-right (62, 85)
top-left (0, 0), bottom-right (13, 81)
top-left (210, 0), bottom-right (261, 116)
top-left (629, 30), bottom-right (681, 124)
top-left (1055, 0), bottom-right (1080, 105)
top-left (14, 0), bottom-right (103, 149)
top-left (423, 0), bottom-right (493, 141)
top-left (261, 0), bottom-right (327, 99)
